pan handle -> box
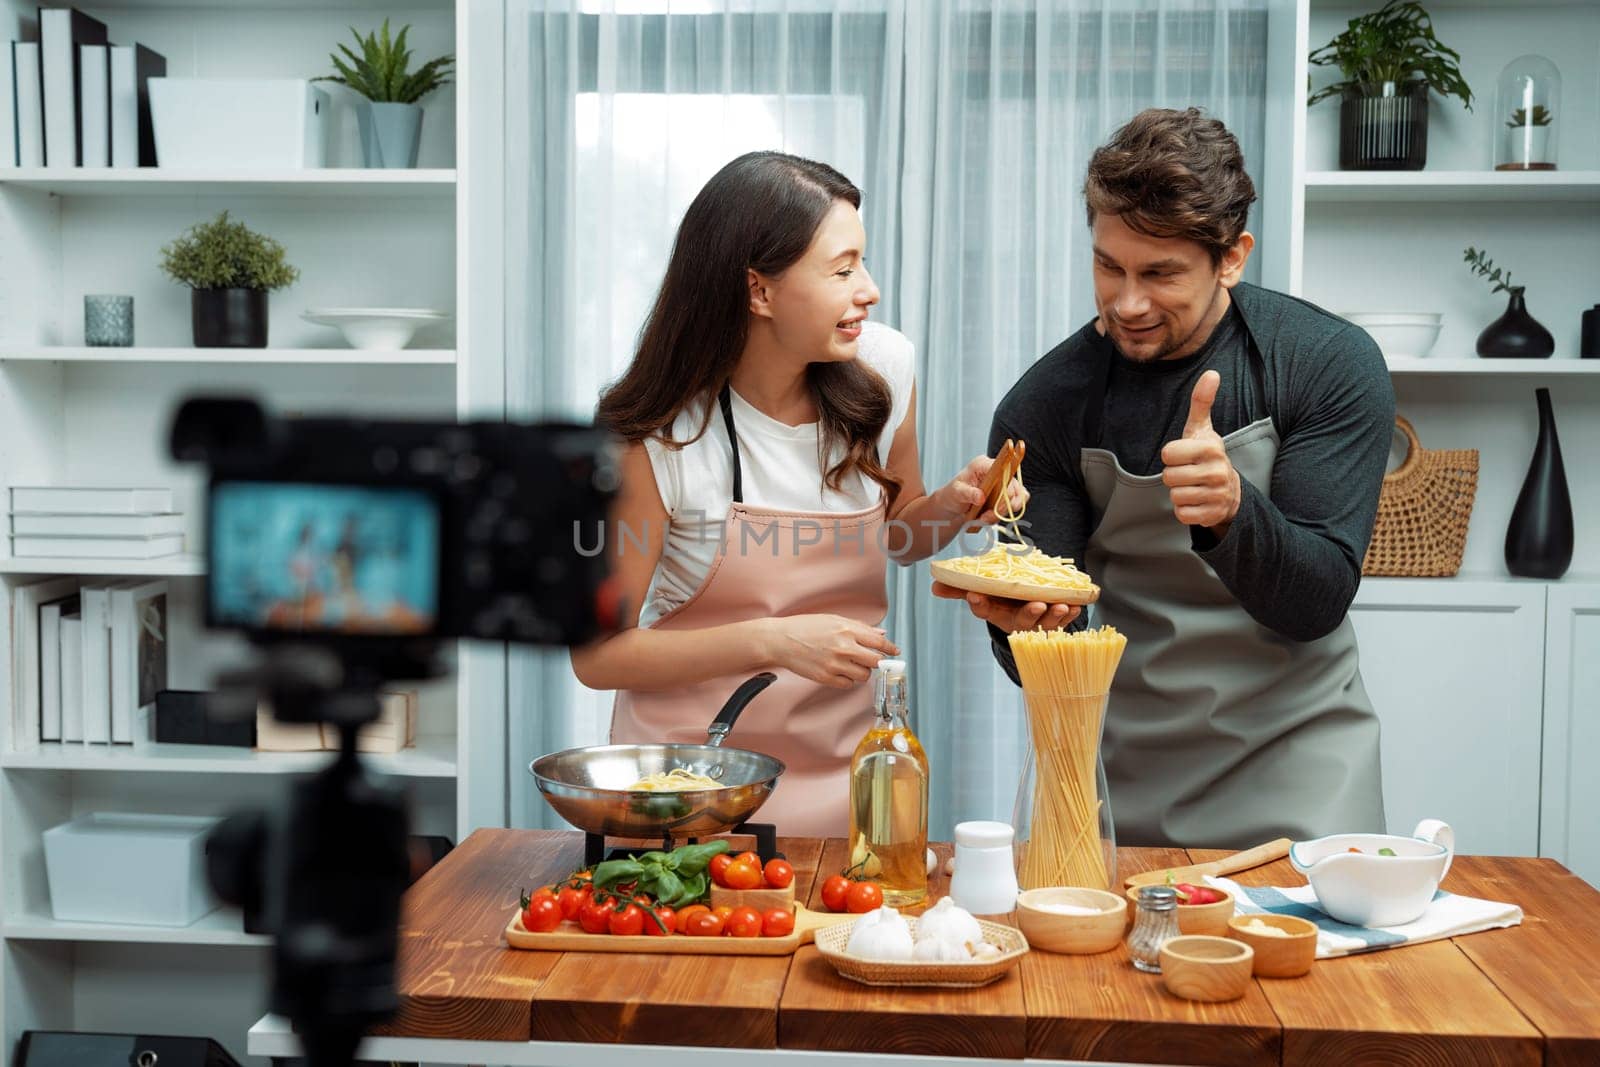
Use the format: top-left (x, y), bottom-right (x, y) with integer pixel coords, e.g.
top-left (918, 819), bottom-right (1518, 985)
top-left (706, 672), bottom-right (777, 748)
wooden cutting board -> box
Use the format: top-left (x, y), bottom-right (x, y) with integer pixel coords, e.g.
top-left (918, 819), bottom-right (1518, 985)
top-left (928, 559), bottom-right (1101, 605)
top-left (1123, 838), bottom-right (1292, 888)
top-left (506, 901), bottom-right (851, 956)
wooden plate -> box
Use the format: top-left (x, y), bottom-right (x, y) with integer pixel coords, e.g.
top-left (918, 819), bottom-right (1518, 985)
top-left (813, 917), bottom-right (1029, 988)
top-left (929, 558), bottom-right (1100, 606)
top-left (504, 901), bottom-right (850, 956)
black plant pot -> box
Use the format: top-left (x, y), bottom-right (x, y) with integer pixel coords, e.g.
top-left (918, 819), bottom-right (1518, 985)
top-left (192, 287), bottom-right (268, 348)
top-left (1339, 81), bottom-right (1429, 171)
top-left (1476, 289), bottom-right (1554, 358)
top-left (1505, 388), bottom-right (1573, 580)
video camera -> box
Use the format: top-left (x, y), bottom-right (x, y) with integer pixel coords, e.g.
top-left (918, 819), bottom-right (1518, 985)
top-left (168, 396), bottom-right (620, 1067)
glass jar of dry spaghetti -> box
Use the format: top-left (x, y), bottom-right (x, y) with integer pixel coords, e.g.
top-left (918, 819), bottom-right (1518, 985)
top-left (1007, 627), bottom-right (1127, 893)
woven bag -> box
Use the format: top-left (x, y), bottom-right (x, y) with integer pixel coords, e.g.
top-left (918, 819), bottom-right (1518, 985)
top-left (1362, 416), bottom-right (1479, 577)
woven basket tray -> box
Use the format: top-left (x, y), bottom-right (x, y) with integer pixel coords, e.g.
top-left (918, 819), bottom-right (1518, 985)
top-left (813, 916), bottom-right (1029, 988)
top-left (1362, 416), bottom-right (1479, 578)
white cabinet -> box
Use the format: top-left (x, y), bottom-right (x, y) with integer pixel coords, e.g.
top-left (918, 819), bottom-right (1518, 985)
top-left (1541, 583), bottom-right (1600, 888)
top-left (1350, 578), bottom-right (1546, 858)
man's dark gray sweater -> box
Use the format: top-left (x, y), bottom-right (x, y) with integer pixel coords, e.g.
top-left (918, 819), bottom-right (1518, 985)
top-left (987, 282), bottom-right (1395, 683)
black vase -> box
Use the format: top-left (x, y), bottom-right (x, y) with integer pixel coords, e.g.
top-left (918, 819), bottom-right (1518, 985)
top-left (1581, 304), bottom-right (1600, 358)
top-left (192, 288), bottom-right (268, 348)
top-left (1476, 289), bottom-right (1554, 358)
top-left (1504, 387), bottom-right (1573, 579)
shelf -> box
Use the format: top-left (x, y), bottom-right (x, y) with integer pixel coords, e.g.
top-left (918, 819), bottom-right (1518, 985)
top-left (1386, 358), bottom-right (1600, 376)
top-left (4, 906), bottom-right (269, 946)
top-left (1305, 171), bottom-right (1600, 204)
top-left (0, 169), bottom-right (457, 198)
top-left (0, 554), bottom-right (206, 576)
top-left (1, 735), bottom-right (458, 778)
top-left (0, 347), bottom-right (458, 366)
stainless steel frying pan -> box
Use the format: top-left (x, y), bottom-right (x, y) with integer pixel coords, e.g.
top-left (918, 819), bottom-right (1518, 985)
top-left (529, 673), bottom-right (785, 838)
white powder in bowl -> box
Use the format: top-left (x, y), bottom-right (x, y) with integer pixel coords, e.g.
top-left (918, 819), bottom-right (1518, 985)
top-left (1033, 901), bottom-right (1102, 916)
top-left (1240, 918), bottom-right (1294, 937)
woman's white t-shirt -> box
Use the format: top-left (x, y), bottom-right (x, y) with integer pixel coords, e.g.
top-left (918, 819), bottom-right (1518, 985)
top-left (638, 322), bottom-right (916, 627)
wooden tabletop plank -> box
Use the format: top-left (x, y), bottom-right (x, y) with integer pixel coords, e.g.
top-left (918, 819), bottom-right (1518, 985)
top-left (1196, 849), bottom-right (1543, 1066)
top-left (373, 828), bottom-right (584, 1040)
top-left (529, 834), bottom-right (823, 1049)
top-left (779, 838), bottom-right (1029, 1058)
top-left (1023, 846), bottom-right (1282, 1066)
top-left (1441, 855), bottom-right (1600, 1067)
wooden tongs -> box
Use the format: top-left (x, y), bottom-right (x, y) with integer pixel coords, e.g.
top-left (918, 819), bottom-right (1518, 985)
top-left (967, 438), bottom-right (1025, 521)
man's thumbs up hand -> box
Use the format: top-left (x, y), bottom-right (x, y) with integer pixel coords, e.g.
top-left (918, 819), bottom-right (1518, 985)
top-left (1160, 370), bottom-right (1242, 536)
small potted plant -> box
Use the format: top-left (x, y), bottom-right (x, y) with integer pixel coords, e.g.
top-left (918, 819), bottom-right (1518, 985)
top-left (318, 20), bottom-right (454, 169)
top-left (1309, 0), bottom-right (1472, 171)
top-left (1463, 246), bottom-right (1553, 359)
top-left (160, 211), bottom-right (299, 348)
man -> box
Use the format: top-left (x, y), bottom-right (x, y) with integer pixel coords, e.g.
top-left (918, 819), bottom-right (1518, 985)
top-left (936, 107), bottom-right (1393, 848)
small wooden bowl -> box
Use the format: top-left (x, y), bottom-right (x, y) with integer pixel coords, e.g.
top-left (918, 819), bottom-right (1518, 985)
top-left (1159, 935), bottom-right (1255, 1002)
top-left (1125, 884), bottom-right (1235, 936)
top-left (1226, 913), bottom-right (1318, 978)
top-left (1016, 887), bottom-right (1125, 954)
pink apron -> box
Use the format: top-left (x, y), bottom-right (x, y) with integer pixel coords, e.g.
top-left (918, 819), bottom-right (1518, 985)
top-left (610, 386), bottom-right (889, 837)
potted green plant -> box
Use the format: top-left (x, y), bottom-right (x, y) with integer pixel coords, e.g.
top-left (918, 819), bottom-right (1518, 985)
top-left (318, 20), bottom-right (454, 169)
top-left (1463, 247), bottom-right (1553, 359)
top-left (1308, 0), bottom-right (1472, 171)
top-left (160, 212), bottom-right (299, 348)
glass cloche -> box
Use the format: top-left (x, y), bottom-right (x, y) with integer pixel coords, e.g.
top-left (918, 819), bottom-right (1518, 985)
top-left (1494, 55), bottom-right (1561, 171)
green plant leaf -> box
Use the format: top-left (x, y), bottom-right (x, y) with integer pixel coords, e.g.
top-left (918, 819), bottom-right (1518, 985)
top-left (158, 211), bottom-right (299, 291)
top-left (1308, 0), bottom-right (1473, 111)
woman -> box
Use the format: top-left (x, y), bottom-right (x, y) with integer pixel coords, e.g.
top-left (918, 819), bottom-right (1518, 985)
top-left (571, 151), bottom-right (1021, 836)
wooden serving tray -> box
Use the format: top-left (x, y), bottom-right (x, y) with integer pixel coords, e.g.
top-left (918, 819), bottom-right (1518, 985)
top-left (505, 902), bottom-right (851, 956)
top-left (710, 883), bottom-right (796, 912)
top-left (929, 558), bottom-right (1100, 606)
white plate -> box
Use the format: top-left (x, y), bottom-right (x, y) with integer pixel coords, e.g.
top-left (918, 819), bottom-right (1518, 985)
top-left (301, 309), bottom-right (452, 350)
top-left (303, 307), bottom-right (451, 321)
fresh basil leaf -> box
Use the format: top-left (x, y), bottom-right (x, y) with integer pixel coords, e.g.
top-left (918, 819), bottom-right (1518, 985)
top-left (593, 858), bottom-right (644, 888)
top-left (674, 840), bottom-right (731, 877)
top-left (653, 869), bottom-right (684, 905)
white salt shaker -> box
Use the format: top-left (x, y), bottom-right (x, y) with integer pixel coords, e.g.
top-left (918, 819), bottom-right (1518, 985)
top-left (948, 820), bottom-right (1019, 915)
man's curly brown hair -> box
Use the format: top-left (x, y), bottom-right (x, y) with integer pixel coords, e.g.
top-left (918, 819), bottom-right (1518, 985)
top-left (1084, 107), bottom-right (1257, 265)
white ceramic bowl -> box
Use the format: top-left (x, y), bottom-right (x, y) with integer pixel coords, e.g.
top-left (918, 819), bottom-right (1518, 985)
top-left (301, 308), bottom-right (451, 351)
top-left (1341, 312), bottom-right (1443, 359)
top-left (1289, 818), bottom-right (1453, 928)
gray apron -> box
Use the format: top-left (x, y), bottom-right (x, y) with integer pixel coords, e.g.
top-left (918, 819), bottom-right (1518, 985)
top-left (1081, 323), bottom-right (1385, 849)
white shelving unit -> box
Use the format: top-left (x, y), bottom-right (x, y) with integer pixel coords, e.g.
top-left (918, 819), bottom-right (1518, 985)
top-left (0, 0), bottom-right (505, 1063)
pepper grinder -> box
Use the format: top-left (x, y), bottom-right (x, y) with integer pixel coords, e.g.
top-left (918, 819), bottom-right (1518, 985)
top-left (1126, 885), bottom-right (1180, 973)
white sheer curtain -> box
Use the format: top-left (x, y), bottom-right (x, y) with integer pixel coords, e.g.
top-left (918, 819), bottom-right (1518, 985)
top-left (505, 0), bottom-right (1268, 835)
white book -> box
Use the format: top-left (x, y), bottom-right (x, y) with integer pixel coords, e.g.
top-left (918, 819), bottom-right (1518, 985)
top-left (14, 43), bottom-right (42, 168)
top-left (40, 8), bottom-right (107, 168)
top-left (10, 486), bottom-right (175, 514)
top-left (78, 43), bottom-right (107, 168)
top-left (40, 601), bottom-right (65, 742)
top-left (79, 584), bottom-right (113, 743)
top-left (60, 612), bottom-right (83, 742)
top-left (10, 534), bottom-right (184, 559)
top-left (110, 579), bottom-right (167, 744)
top-left (108, 44), bottom-right (135, 168)
top-left (11, 576), bottom-right (80, 746)
top-left (12, 513), bottom-right (185, 538)
top-left (2, 41), bottom-right (17, 168)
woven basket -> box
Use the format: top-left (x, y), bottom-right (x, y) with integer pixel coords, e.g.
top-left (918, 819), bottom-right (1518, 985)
top-left (1362, 416), bottom-right (1478, 578)
top-left (813, 916), bottom-right (1028, 988)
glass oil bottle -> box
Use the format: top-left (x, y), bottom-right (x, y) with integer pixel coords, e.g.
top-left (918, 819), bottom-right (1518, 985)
top-left (848, 658), bottom-right (929, 906)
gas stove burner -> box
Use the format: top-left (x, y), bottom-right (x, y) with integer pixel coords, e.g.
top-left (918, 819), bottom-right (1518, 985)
top-left (583, 821), bottom-right (782, 868)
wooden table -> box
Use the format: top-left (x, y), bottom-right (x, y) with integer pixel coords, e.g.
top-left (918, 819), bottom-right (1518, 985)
top-left (246, 829), bottom-right (1600, 1066)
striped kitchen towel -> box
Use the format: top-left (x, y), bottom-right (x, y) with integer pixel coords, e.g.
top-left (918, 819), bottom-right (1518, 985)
top-left (1207, 876), bottom-right (1522, 959)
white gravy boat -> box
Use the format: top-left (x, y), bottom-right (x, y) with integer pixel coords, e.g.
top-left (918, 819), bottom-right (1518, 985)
top-left (1289, 819), bottom-right (1454, 927)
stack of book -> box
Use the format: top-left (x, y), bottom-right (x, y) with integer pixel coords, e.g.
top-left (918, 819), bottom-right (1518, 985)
top-left (9, 486), bottom-right (185, 560)
top-left (12, 575), bottom-right (169, 746)
top-left (2, 7), bottom-right (165, 169)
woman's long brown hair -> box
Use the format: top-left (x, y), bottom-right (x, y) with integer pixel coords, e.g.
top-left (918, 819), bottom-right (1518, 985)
top-left (597, 151), bottom-right (899, 506)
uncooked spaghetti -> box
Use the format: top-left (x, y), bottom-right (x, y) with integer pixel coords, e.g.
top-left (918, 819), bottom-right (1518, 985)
top-left (937, 542), bottom-right (1097, 593)
top-left (627, 767), bottom-right (721, 792)
top-left (1008, 627), bottom-right (1128, 890)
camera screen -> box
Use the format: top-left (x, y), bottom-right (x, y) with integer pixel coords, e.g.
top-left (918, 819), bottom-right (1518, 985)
top-left (209, 481), bottom-right (441, 636)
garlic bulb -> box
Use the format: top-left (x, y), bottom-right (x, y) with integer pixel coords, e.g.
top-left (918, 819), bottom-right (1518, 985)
top-left (913, 933), bottom-right (973, 961)
top-left (845, 905), bottom-right (914, 960)
top-left (915, 897), bottom-right (983, 952)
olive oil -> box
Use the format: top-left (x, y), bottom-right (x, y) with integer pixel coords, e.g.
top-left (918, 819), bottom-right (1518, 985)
top-left (848, 659), bottom-right (929, 906)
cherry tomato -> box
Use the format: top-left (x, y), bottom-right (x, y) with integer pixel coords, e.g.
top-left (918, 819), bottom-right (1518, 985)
top-left (726, 906), bottom-right (763, 938)
top-left (821, 874), bottom-right (852, 912)
top-left (762, 859), bottom-right (794, 889)
top-left (608, 903), bottom-right (646, 937)
top-left (709, 853), bottom-right (735, 888)
top-left (723, 858), bottom-right (763, 891)
top-left (1173, 883), bottom-right (1224, 906)
top-left (521, 894), bottom-right (562, 933)
top-left (711, 905), bottom-right (735, 923)
top-left (734, 850), bottom-right (762, 869)
top-left (557, 885), bottom-right (590, 921)
top-left (578, 898), bottom-right (612, 934)
top-left (682, 911), bottom-right (725, 937)
top-left (676, 904), bottom-right (710, 928)
top-left (845, 880), bottom-right (883, 914)
top-left (761, 907), bottom-right (796, 938)
top-left (643, 905), bottom-right (676, 936)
